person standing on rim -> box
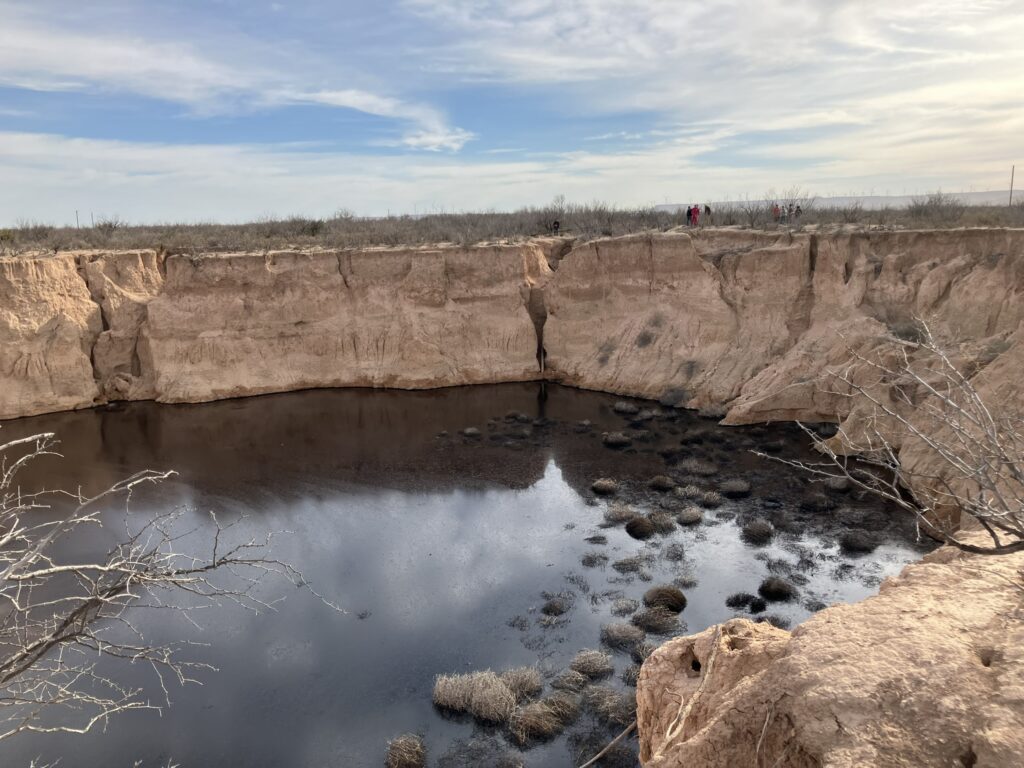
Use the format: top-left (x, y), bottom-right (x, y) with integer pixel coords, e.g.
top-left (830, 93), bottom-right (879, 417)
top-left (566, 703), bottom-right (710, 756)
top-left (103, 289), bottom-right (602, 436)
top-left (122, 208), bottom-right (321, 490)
top-left (686, 205), bottom-right (692, 227)
top-left (704, 203), bottom-right (712, 225)
top-left (692, 204), bottom-right (700, 227)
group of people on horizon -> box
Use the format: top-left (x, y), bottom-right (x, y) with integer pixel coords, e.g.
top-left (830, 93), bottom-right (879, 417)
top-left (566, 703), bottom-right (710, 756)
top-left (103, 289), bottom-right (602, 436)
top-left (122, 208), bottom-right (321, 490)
top-left (771, 202), bottom-right (802, 223)
top-left (685, 204), bottom-right (712, 227)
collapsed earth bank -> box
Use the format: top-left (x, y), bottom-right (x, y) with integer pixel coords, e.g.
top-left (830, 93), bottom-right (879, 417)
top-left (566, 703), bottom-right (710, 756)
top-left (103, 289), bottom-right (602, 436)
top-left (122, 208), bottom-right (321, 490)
top-left (3, 228), bottom-right (1023, 766)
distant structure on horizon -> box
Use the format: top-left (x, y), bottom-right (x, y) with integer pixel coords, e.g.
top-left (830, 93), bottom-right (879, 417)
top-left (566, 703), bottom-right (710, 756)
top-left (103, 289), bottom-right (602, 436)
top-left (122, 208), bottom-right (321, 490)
top-left (656, 190), bottom-right (1013, 213)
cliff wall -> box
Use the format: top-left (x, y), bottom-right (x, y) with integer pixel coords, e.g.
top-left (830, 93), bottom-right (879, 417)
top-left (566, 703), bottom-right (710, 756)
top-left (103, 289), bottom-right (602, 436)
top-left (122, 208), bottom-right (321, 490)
top-left (2, 229), bottom-right (1022, 426)
top-left (1, 244), bottom-right (550, 419)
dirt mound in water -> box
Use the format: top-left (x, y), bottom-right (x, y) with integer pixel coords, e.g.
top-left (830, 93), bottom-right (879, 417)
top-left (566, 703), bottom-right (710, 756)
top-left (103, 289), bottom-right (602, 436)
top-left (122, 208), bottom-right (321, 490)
top-left (636, 534), bottom-right (1024, 767)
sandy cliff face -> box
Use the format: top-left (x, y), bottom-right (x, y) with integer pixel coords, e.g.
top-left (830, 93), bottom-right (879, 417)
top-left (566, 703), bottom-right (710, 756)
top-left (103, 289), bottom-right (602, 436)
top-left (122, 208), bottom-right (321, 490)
top-left (0, 244), bottom-right (550, 417)
top-left (636, 536), bottom-right (1024, 767)
top-left (0, 254), bottom-right (101, 420)
top-left (541, 228), bottom-right (1024, 426)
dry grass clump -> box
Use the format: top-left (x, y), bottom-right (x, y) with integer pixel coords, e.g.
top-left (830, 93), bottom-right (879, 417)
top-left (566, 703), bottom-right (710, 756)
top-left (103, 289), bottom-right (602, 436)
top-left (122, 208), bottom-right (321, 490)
top-left (674, 483), bottom-right (703, 500)
top-left (583, 685), bottom-right (637, 727)
top-left (647, 511), bottom-right (677, 534)
top-left (680, 458), bottom-right (718, 476)
top-left (509, 692), bottom-right (580, 744)
top-left (433, 671), bottom-right (516, 723)
top-left (591, 477), bottom-right (619, 495)
top-left (600, 622), bottom-right (646, 651)
top-left (631, 640), bottom-right (658, 663)
top-left (700, 490), bottom-right (723, 508)
top-left (569, 649), bottom-right (614, 679)
top-left (604, 504), bottom-right (638, 525)
top-left (610, 597), bottom-right (640, 616)
top-left (631, 606), bottom-right (681, 634)
top-left (551, 669), bottom-right (589, 692)
top-left (500, 667), bottom-right (543, 702)
top-left (741, 517), bottom-right (774, 545)
top-left (677, 506), bottom-right (703, 526)
top-left (621, 664), bottom-right (641, 687)
top-left (625, 516), bottom-right (656, 540)
top-left (386, 734), bottom-right (426, 768)
top-left (643, 585), bottom-right (687, 613)
top-left (648, 474), bottom-right (676, 491)
top-left (611, 555), bottom-right (651, 574)
top-left (585, 534), bottom-right (608, 545)
top-left (569, 727), bottom-right (638, 768)
top-left (581, 551), bottom-right (610, 568)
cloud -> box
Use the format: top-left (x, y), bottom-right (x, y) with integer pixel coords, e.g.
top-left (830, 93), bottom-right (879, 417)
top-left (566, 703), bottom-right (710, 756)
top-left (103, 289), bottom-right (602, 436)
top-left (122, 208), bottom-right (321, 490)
top-left (0, 3), bottom-right (471, 151)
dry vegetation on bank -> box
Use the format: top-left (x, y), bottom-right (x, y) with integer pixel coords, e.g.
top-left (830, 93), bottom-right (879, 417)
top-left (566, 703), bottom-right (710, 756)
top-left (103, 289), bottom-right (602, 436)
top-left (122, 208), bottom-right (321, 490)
top-left (3, 193), bottom-right (1024, 255)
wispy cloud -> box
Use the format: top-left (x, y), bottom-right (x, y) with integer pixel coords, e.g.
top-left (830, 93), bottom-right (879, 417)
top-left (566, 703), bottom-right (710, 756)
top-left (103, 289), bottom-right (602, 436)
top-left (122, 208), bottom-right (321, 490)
top-left (0, 3), bottom-right (471, 152)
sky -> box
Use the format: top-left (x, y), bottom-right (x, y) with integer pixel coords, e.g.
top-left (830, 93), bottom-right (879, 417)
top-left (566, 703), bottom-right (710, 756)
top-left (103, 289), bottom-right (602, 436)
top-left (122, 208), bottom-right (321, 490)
top-left (0, 0), bottom-right (1022, 225)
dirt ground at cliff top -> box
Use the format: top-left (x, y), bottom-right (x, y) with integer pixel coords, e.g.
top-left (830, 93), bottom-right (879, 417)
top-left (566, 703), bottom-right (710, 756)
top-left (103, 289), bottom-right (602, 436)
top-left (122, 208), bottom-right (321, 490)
top-left (0, 383), bottom-right (936, 768)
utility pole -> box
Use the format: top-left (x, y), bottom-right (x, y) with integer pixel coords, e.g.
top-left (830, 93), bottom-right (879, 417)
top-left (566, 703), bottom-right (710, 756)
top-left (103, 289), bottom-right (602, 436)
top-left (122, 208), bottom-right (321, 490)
top-left (1011, 165), bottom-right (1016, 206)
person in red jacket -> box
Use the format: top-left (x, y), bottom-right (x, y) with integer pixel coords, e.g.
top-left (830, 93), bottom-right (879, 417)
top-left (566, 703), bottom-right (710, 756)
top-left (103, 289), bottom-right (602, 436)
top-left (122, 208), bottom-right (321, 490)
top-left (691, 204), bottom-right (700, 227)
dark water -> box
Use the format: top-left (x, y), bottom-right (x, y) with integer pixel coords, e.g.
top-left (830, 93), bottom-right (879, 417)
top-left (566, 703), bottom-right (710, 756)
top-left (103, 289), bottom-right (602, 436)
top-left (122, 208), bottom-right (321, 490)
top-left (0, 384), bottom-right (934, 768)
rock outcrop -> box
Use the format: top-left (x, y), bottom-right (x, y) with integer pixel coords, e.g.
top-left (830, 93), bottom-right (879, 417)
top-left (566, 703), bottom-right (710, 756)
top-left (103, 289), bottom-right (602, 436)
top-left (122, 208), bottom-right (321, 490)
top-left (636, 536), bottom-right (1024, 767)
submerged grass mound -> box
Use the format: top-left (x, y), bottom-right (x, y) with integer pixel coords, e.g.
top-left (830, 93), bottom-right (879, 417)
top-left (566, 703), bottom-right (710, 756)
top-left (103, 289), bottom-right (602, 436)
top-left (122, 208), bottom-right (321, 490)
top-left (632, 606), bottom-right (681, 634)
top-left (604, 504), bottom-right (638, 525)
top-left (551, 669), bottom-right (589, 692)
top-left (725, 592), bottom-right (756, 609)
top-left (840, 530), bottom-right (878, 554)
top-left (674, 483), bottom-right (704, 500)
top-left (433, 671), bottom-right (516, 723)
top-left (583, 685), bottom-right (637, 727)
top-left (581, 551), bottom-right (610, 568)
top-left (569, 649), bottom-right (614, 679)
top-left (592, 477), bottom-right (619, 495)
top-left (700, 490), bottom-right (724, 508)
top-left (386, 734), bottom-right (426, 768)
top-left (499, 667), bottom-right (543, 702)
top-left (621, 663), bottom-right (641, 687)
top-left (758, 577), bottom-right (797, 602)
top-left (648, 511), bottom-right (677, 534)
top-left (663, 541), bottom-right (687, 561)
top-left (611, 597), bottom-right (640, 616)
top-left (741, 518), bottom-right (775, 545)
top-left (677, 506), bottom-right (704, 526)
top-left (631, 640), bottom-right (657, 664)
top-left (648, 474), bottom-right (676, 491)
top-left (541, 597), bottom-right (571, 616)
top-left (643, 585), bottom-right (687, 613)
top-left (611, 555), bottom-right (651, 574)
top-left (600, 622), bottom-right (646, 651)
top-left (509, 692), bottom-right (580, 745)
top-left (625, 516), bottom-right (656, 540)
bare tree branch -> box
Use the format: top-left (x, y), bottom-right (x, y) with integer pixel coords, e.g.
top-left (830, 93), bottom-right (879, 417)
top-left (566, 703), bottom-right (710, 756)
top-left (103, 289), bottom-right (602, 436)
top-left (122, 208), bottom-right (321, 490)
top-left (0, 430), bottom-right (341, 743)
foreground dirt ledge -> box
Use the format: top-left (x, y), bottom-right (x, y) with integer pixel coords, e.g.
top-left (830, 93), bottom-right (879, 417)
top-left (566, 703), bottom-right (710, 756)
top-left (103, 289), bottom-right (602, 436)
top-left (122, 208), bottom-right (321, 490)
top-left (636, 536), bottom-right (1024, 767)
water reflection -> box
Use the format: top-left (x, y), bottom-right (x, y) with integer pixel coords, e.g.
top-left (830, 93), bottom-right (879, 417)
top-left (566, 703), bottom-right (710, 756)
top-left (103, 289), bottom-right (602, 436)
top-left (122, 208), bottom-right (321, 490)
top-left (0, 384), bottom-right (933, 767)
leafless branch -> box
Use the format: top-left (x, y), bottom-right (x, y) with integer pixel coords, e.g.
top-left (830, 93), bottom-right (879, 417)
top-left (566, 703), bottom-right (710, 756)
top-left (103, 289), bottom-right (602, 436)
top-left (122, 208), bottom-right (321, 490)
top-left (755, 321), bottom-right (1024, 555)
top-left (0, 430), bottom-right (340, 743)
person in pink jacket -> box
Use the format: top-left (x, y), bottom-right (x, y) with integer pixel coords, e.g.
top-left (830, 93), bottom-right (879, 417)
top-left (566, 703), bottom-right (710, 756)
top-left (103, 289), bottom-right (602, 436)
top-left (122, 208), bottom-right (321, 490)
top-left (691, 204), bottom-right (700, 227)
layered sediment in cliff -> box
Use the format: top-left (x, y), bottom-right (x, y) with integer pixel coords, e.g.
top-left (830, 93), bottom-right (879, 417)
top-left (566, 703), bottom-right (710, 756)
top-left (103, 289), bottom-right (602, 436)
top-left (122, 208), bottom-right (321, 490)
top-left (0, 244), bottom-right (551, 419)
top-left (636, 535), bottom-right (1024, 767)
top-left (3, 228), bottom-right (1023, 428)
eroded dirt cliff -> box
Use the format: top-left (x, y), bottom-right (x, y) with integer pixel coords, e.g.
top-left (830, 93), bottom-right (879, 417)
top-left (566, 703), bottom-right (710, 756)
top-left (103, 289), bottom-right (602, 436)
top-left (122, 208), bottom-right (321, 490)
top-left (636, 535), bottom-right (1024, 767)
top-left (3, 229), bottom-right (1021, 424)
